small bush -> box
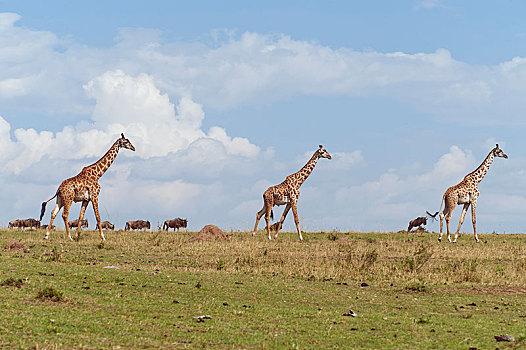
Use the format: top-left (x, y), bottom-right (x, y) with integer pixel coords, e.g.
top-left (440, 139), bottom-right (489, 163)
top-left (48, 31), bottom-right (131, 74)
top-left (48, 246), bottom-right (63, 262)
top-left (347, 249), bottom-right (378, 271)
top-left (327, 233), bottom-right (338, 241)
top-left (1, 277), bottom-right (24, 288)
top-left (216, 260), bottom-right (225, 270)
top-left (37, 287), bottom-right (64, 302)
top-left (405, 282), bottom-right (428, 293)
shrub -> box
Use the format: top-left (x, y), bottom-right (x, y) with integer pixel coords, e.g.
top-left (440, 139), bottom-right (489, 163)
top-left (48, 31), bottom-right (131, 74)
top-left (37, 287), bottom-right (64, 302)
top-left (1, 277), bottom-right (24, 288)
top-left (405, 282), bottom-right (428, 293)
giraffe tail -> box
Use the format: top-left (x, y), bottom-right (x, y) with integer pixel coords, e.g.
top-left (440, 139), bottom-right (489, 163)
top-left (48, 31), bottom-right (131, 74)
top-left (40, 193), bottom-right (57, 221)
top-left (270, 209), bottom-right (274, 221)
top-left (426, 194), bottom-right (445, 220)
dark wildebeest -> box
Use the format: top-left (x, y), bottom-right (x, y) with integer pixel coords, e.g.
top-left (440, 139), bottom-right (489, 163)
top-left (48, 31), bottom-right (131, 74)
top-left (68, 219), bottom-right (88, 230)
top-left (8, 220), bottom-right (23, 229)
top-left (101, 221), bottom-right (114, 230)
top-left (269, 222), bottom-right (281, 232)
top-left (407, 217), bottom-right (427, 232)
top-left (42, 224), bottom-right (56, 230)
top-left (125, 220), bottom-right (150, 231)
top-left (16, 218), bottom-right (41, 229)
top-left (163, 218), bottom-right (188, 231)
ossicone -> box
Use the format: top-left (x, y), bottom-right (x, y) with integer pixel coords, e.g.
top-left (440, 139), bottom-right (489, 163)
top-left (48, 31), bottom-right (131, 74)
top-left (319, 145), bottom-right (323, 149)
top-left (121, 133), bottom-right (125, 138)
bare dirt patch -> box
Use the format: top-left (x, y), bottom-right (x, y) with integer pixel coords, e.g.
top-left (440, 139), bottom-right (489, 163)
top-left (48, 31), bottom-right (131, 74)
top-left (4, 240), bottom-right (28, 253)
top-left (190, 225), bottom-right (228, 242)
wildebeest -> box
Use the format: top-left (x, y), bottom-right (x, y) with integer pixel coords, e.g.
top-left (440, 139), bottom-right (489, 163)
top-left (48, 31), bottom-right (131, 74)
top-left (125, 220), bottom-right (150, 231)
top-left (8, 220), bottom-right (22, 229)
top-left (269, 222), bottom-right (281, 232)
top-left (101, 221), bottom-right (114, 230)
top-left (42, 224), bottom-right (56, 230)
top-left (407, 217), bottom-right (427, 232)
top-left (10, 218), bottom-right (41, 229)
top-left (163, 218), bottom-right (188, 231)
top-left (68, 219), bottom-right (88, 229)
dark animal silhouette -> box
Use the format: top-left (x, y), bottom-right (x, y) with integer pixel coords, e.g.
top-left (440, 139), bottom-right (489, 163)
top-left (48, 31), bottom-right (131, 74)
top-left (125, 220), bottom-right (150, 231)
top-left (68, 219), bottom-right (88, 229)
top-left (269, 222), bottom-right (281, 232)
top-left (42, 224), bottom-right (56, 230)
top-left (101, 221), bottom-right (114, 230)
top-left (11, 218), bottom-right (41, 229)
top-left (408, 217), bottom-right (427, 232)
top-left (8, 220), bottom-right (22, 229)
top-left (163, 218), bottom-right (188, 231)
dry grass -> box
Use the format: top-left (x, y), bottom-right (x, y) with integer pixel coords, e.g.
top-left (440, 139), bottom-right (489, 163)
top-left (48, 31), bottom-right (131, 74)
top-left (2, 228), bottom-right (526, 348)
top-left (21, 228), bottom-right (526, 288)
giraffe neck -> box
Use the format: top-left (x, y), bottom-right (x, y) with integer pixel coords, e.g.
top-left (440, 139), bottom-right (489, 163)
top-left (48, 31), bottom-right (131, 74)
top-left (465, 150), bottom-right (495, 185)
top-left (287, 152), bottom-right (320, 188)
top-left (86, 140), bottom-right (120, 179)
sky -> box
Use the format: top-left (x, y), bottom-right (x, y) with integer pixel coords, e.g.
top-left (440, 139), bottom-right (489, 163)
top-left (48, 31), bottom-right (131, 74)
top-left (1, 0), bottom-right (526, 233)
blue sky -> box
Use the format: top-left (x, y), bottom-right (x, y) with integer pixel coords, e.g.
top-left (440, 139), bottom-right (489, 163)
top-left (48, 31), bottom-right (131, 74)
top-left (1, 1), bottom-right (526, 234)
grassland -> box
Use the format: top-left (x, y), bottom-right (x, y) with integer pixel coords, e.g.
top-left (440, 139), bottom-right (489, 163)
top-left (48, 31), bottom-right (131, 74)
top-left (1, 228), bottom-right (526, 349)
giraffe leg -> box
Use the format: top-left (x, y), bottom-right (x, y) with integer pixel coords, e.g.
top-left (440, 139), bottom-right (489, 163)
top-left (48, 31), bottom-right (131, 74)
top-left (471, 200), bottom-right (479, 243)
top-left (62, 201), bottom-right (73, 241)
top-left (91, 198), bottom-right (105, 241)
top-left (291, 203), bottom-right (302, 241)
top-left (453, 203), bottom-right (469, 243)
top-left (76, 200), bottom-right (89, 241)
top-left (445, 210), bottom-right (452, 243)
top-left (253, 206), bottom-right (265, 236)
top-left (274, 204), bottom-right (291, 239)
top-left (438, 212), bottom-right (445, 242)
top-left (44, 202), bottom-right (61, 240)
top-left (264, 208), bottom-right (272, 240)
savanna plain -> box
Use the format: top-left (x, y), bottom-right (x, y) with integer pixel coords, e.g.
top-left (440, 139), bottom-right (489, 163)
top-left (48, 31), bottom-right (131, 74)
top-left (1, 228), bottom-right (526, 349)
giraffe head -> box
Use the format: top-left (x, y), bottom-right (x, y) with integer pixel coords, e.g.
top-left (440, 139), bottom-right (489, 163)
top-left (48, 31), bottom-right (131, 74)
top-left (317, 145), bottom-right (332, 159)
top-left (493, 144), bottom-right (508, 159)
top-left (117, 133), bottom-right (136, 151)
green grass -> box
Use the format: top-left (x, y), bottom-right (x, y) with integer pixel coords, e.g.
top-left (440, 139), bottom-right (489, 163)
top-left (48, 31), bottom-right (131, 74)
top-left (1, 229), bottom-right (525, 348)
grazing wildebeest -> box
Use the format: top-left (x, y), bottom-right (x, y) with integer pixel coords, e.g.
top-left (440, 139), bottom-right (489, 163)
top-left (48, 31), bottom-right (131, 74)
top-left (68, 219), bottom-right (88, 229)
top-left (101, 221), bottom-right (114, 230)
top-left (125, 220), bottom-right (150, 231)
top-left (39, 133), bottom-right (135, 241)
top-left (429, 144), bottom-right (508, 243)
top-left (17, 218), bottom-right (41, 229)
top-left (163, 218), bottom-right (188, 231)
top-left (42, 224), bottom-right (56, 230)
top-left (8, 220), bottom-right (23, 229)
top-left (407, 217), bottom-right (427, 232)
top-left (269, 222), bottom-right (281, 232)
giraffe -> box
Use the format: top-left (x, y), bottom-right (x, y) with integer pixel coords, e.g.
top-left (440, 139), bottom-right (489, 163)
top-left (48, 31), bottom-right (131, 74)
top-left (253, 145), bottom-right (331, 241)
top-left (432, 144), bottom-right (507, 243)
top-left (39, 133), bottom-right (135, 241)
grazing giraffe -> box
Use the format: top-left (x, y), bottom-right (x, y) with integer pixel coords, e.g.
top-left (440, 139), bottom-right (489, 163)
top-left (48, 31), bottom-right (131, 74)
top-left (40, 133), bottom-right (135, 241)
top-left (253, 145), bottom-right (331, 241)
top-left (432, 144), bottom-right (507, 243)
